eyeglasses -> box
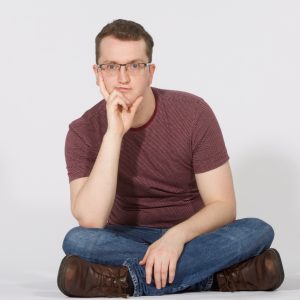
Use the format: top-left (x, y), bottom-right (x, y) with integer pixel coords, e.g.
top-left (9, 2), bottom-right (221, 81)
top-left (97, 62), bottom-right (151, 76)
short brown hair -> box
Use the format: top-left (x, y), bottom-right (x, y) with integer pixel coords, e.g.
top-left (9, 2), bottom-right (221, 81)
top-left (95, 19), bottom-right (154, 64)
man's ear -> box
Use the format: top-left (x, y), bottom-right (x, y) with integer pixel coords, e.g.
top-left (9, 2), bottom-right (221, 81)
top-left (92, 64), bottom-right (99, 86)
top-left (147, 64), bottom-right (156, 86)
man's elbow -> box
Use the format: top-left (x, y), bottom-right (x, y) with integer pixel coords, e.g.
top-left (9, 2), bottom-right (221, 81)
top-left (229, 201), bottom-right (237, 222)
top-left (218, 199), bottom-right (236, 223)
top-left (231, 209), bottom-right (237, 222)
top-left (76, 217), bottom-right (107, 229)
top-left (71, 206), bottom-right (107, 229)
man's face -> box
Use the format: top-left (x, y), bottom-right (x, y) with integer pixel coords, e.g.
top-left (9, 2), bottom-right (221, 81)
top-left (93, 36), bottom-right (155, 102)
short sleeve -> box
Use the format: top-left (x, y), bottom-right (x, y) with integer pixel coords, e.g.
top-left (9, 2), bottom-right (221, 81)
top-left (64, 127), bottom-right (97, 183)
top-left (191, 105), bottom-right (229, 174)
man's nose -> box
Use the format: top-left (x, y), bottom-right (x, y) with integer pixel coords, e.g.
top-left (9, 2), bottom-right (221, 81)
top-left (118, 65), bottom-right (130, 84)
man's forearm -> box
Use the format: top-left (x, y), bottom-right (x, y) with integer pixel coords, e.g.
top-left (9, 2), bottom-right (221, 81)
top-left (73, 131), bottom-right (123, 228)
top-left (166, 201), bottom-right (236, 244)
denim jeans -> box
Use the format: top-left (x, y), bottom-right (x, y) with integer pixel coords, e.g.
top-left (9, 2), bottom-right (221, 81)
top-left (62, 218), bottom-right (274, 296)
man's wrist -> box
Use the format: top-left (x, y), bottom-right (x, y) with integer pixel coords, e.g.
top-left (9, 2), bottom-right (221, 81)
top-left (104, 130), bottom-right (124, 140)
top-left (164, 225), bottom-right (188, 245)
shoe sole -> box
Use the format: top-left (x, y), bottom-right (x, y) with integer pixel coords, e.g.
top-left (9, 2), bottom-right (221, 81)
top-left (57, 255), bottom-right (76, 297)
top-left (267, 248), bottom-right (285, 291)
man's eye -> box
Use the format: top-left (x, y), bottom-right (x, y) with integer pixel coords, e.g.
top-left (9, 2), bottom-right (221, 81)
top-left (107, 64), bottom-right (116, 70)
top-left (131, 63), bottom-right (139, 69)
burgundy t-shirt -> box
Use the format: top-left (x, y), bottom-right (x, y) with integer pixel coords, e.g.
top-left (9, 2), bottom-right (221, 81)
top-left (65, 87), bottom-right (229, 228)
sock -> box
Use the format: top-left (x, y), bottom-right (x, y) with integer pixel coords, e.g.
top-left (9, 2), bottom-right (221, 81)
top-left (211, 274), bottom-right (219, 291)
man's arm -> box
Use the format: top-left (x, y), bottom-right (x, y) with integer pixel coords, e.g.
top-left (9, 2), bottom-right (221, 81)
top-left (70, 131), bottom-right (123, 228)
top-left (139, 161), bottom-right (236, 289)
top-left (69, 69), bottom-right (144, 228)
top-left (166, 161), bottom-right (236, 243)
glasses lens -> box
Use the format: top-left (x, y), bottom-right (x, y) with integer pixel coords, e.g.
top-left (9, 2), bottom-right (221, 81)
top-left (128, 63), bottom-right (147, 75)
top-left (106, 64), bottom-right (118, 75)
top-left (127, 63), bottom-right (138, 75)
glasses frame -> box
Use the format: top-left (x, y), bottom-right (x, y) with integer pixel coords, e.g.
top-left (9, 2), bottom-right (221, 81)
top-left (97, 62), bottom-right (152, 75)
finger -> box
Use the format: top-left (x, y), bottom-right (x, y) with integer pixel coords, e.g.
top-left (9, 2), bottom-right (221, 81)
top-left (139, 257), bottom-right (146, 265)
top-left (115, 97), bottom-right (130, 111)
top-left (139, 249), bottom-right (149, 265)
top-left (168, 259), bottom-right (177, 284)
top-left (97, 70), bottom-right (109, 100)
top-left (118, 92), bottom-right (132, 107)
top-left (154, 260), bottom-right (162, 289)
top-left (145, 258), bottom-right (154, 285)
top-left (107, 92), bottom-right (129, 111)
top-left (110, 90), bottom-right (131, 107)
top-left (161, 260), bottom-right (169, 288)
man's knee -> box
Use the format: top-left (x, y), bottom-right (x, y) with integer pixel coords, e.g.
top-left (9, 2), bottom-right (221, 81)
top-left (62, 226), bottom-right (83, 254)
top-left (241, 217), bottom-right (275, 246)
top-left (62, 226), bottom-right (109, 255)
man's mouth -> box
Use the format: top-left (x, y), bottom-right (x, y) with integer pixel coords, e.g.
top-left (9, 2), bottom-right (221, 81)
top-left (116, 87), bottom-right (131, 92)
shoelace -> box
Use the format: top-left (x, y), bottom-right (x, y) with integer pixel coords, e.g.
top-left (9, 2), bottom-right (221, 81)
top-left (222, 268), bottom-right (240, 291)
top-left (95, 270), bottom-right (129, 297)
top-left (221, 265), bottom-right (257, 291)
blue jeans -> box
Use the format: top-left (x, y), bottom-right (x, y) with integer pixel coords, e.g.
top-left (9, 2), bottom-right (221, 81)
top-left (62, 218), bottom-right (274, 296)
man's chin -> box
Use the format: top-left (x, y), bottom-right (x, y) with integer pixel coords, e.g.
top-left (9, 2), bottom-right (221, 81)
top-left (119, 89), bottom-right (144, 104)
top-left (127, 93), bottom-right (139, 103)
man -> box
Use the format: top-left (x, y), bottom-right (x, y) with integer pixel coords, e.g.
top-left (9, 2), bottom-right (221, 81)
top-left (57, 19), bottom-right (284, 297)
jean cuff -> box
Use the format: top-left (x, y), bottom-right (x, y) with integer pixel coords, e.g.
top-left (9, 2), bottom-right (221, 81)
top-left (204, 275), bottom-right (214, 291)
top-left (122, 258), bottom-right (142, 297)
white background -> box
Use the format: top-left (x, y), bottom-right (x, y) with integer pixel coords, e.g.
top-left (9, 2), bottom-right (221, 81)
top-left (0, 0), bottom-right (299, 299)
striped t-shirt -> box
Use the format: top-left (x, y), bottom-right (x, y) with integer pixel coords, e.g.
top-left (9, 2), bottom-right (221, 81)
top-left (64, 87), bottom-right (229, 228)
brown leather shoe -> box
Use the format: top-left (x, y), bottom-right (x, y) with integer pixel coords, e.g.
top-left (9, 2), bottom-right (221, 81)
top-left (57, 255), bottom-right (134, 298)
top-left (214, 248), bottom-right (284, 292)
